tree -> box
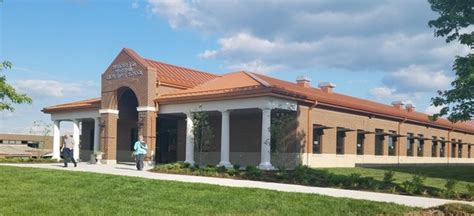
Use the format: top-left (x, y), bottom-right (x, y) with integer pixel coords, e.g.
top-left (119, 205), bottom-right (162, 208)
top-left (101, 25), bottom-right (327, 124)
top-left (0, 61), bottom-right (33, 111)
top-left (191, 106), bottom-right (215, 166)
top-left (427, 0), bottom-right (474, 122)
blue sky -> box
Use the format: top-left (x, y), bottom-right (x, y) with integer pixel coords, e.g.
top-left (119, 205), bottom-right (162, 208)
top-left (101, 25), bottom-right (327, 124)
top-left (0, 0), bottom-right (467, 134)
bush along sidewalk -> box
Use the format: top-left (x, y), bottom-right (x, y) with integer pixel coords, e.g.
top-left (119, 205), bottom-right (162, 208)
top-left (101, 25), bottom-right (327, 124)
top-left (152, 163), bottom-right (473, 201)
top-left (0, 157), bottom-right (62, 163)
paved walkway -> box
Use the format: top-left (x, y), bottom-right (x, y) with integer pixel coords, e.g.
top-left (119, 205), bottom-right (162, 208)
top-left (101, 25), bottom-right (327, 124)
top-left (1, 163), bottom-right (472, 208)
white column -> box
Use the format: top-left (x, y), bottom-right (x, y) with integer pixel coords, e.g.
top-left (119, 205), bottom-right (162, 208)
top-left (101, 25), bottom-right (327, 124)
top-left (52, 120), bottom-right (61, 160)
top-left (184, 113), bottom-right (195, 165)
top-left (93, 117), bottom-right (100, 152)
top-left (259, 108), bottom-right (274, 170)
top-left (218, 110), bottom-right (232, 168)
top-left (72, 119), bottom-right (80, 160)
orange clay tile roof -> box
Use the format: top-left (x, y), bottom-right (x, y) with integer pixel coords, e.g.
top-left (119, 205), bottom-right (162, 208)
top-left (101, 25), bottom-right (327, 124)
top-left (158, 71), bottom-right (267, 98)
top-left (158, 71), bottom-right (474, 133)
top-left (42, 98), bottom-right (101, 113)
top-left (144, 58), bottom-right (219, 88)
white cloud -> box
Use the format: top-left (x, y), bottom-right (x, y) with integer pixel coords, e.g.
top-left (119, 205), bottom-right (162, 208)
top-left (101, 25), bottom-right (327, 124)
top-left (382, 65), bottom-right (454, 93)
top-left (227, 60), bottom-right (285, 74)
top-left (369, 86), bottom-right (417, 104)
top-left (198, 50), bottom-right (218, 59)
top-left (424, 105), bottom-right (443, 115)
top-left (196, 32), bottom-right (464, 73)
top-left (148, 0), bottom-right (203, 29)
top-left (13, 79), bottom-right (96, 98)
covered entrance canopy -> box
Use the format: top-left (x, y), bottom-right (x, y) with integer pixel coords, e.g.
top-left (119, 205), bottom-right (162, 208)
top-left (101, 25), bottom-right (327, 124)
top-left (159, 96), bottom-right (297, 170)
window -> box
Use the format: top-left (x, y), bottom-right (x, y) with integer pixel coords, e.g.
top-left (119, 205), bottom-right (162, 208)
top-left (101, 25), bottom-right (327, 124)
top-left (357, 131), bottom-right (365, 155)
top-left (440, 137), bottom-right (446, 157)
top-left (458, 140), bottom-right (463, 158)
top-left (0, 140), bottom-right (3, 144)
top-left (28, 142), bottom-right (39, 148)
top-left (469, 145), bottom-right (472, 158)
top-left (312, 128), bottom-right (323, 154)
top-left (451, 139), bottom-right (456, 158)
top-left (388, 131), bottom-right (397, 156)
top-left (431, 136), bottom-right (437, 157)
top-left (21, 140), bottom-right (28, 144)
top-left (407, 133), bottom-right (414, 156)
top-left (375, 129), bottom-right (384, 156)
top-left (336, 128), bottom-right (345, 155)
top-left (416, 134), bottom-right (424, 157)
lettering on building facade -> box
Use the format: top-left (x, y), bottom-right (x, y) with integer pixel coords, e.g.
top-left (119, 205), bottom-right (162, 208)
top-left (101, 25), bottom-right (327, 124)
top-left (106, 61), bottom-right (143, 80)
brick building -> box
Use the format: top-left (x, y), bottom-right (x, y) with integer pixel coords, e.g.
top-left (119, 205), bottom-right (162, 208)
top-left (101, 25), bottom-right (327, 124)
top-left (43, 48), bottom-right (474, 169)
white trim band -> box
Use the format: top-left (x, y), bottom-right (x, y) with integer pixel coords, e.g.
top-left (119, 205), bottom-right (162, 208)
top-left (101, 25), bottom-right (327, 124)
top-left (99, 109), bottom-right (119, 115)
top-left (137, 106), bottom-right (157, 112)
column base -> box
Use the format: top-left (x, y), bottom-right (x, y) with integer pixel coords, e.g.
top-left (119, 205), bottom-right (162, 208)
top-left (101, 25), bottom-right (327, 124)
top-left (258, 162), bottom-right (275, 170)
top-left (101, 160), bottom-right (117, 165)
top-left (217, 161), bottom-right (233, 168)
top-left (184, 160), bottom-right (195, 166)
top-left (145, 160), bottom-right (156, 167)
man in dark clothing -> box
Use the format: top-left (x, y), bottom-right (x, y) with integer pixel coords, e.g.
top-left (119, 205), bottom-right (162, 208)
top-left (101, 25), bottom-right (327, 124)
top-left (62, 133), bottom-right (77, 167)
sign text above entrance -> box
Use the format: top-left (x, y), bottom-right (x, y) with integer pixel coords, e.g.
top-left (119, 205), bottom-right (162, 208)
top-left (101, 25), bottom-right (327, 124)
top-left (106, 61), bottom-right (143, 80)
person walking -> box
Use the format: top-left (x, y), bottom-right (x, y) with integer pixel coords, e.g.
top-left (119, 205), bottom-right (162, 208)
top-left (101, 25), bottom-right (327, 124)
top-left (62, 133), bottom-right (77, 167)
top-left (134, 135), bottom-right (148, 171)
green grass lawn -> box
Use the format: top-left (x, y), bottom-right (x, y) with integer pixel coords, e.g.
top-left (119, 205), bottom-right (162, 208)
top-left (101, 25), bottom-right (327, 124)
top-left (323, 166), bottom-right (474, 193)
top-left (0, 166), bottom-right (417, 215)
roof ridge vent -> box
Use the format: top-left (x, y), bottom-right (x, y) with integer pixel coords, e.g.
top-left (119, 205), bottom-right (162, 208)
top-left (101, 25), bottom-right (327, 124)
top-left (405, 103), bottom-right (416, 112)
top-left (318, 82), bottom-right (335, 93)
top-left (391, 101), bottom-right (405, 109)
top-left (296, 76), bottom-right (311, 88)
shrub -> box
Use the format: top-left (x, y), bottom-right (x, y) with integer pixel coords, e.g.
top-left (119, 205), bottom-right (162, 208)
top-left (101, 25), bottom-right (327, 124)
top-left (182, 162), bottom-right (191, 168)
top-left (245, 166), bottom-right (262, 179)
top-left (216, 166), bottom-right (227, 173)
top-left (466, 184), bottom-right (474, 200)
top-left (233, 164), bottom-right (241, 170)
top-left (383, 170), bottom-right (395, 184)
top-left (443, 179), bottom-right (458, 198)
top-left (345, 173), bottom-right (362, 188)
top-left (226, 168), bottom-right (239, 177)
top-left (292, 165), bottom-right (313, 184)
top-left (402, 174), bottom-right (426, 195)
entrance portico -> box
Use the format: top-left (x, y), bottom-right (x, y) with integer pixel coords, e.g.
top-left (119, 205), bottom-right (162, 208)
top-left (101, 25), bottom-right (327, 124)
top-left (50, 109), bottom-right (101, 162)
top-left (159, 96), bottom-right (297, 170)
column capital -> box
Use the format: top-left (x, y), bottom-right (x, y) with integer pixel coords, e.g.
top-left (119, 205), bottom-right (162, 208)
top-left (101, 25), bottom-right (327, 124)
top-left (260, 107), bottom-right (272, 112)
top-left (136, 106), bottom-right (157, 112)
top-left (99, 109), bottom-right (119, 115)
top-left (219, 109), bottom-right (230, 114)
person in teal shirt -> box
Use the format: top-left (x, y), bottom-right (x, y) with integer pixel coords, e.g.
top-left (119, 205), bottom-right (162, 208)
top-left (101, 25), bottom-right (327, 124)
top-left (134, 135), bottom-right (148, 170)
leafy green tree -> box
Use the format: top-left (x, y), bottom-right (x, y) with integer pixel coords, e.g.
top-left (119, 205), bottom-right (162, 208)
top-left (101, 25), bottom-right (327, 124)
top-left (0, 61), bottom-right (33, 111)
top-left (191, 106), bottom-right (215, 165)
top-left (428, 0), bottom-right (473, 122)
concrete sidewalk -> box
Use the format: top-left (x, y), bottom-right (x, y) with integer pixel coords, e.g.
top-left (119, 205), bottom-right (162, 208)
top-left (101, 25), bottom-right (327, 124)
top-left (1, 163), bottom-right (472, 208)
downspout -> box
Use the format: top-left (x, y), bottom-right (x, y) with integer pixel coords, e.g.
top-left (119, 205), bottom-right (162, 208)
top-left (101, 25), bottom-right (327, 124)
top-left (306, 100), bottom-right (318, 166)
top-left (447, 128), bottom-right (454, 165)
top-left (397, 118), bottom-right (407, 166)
